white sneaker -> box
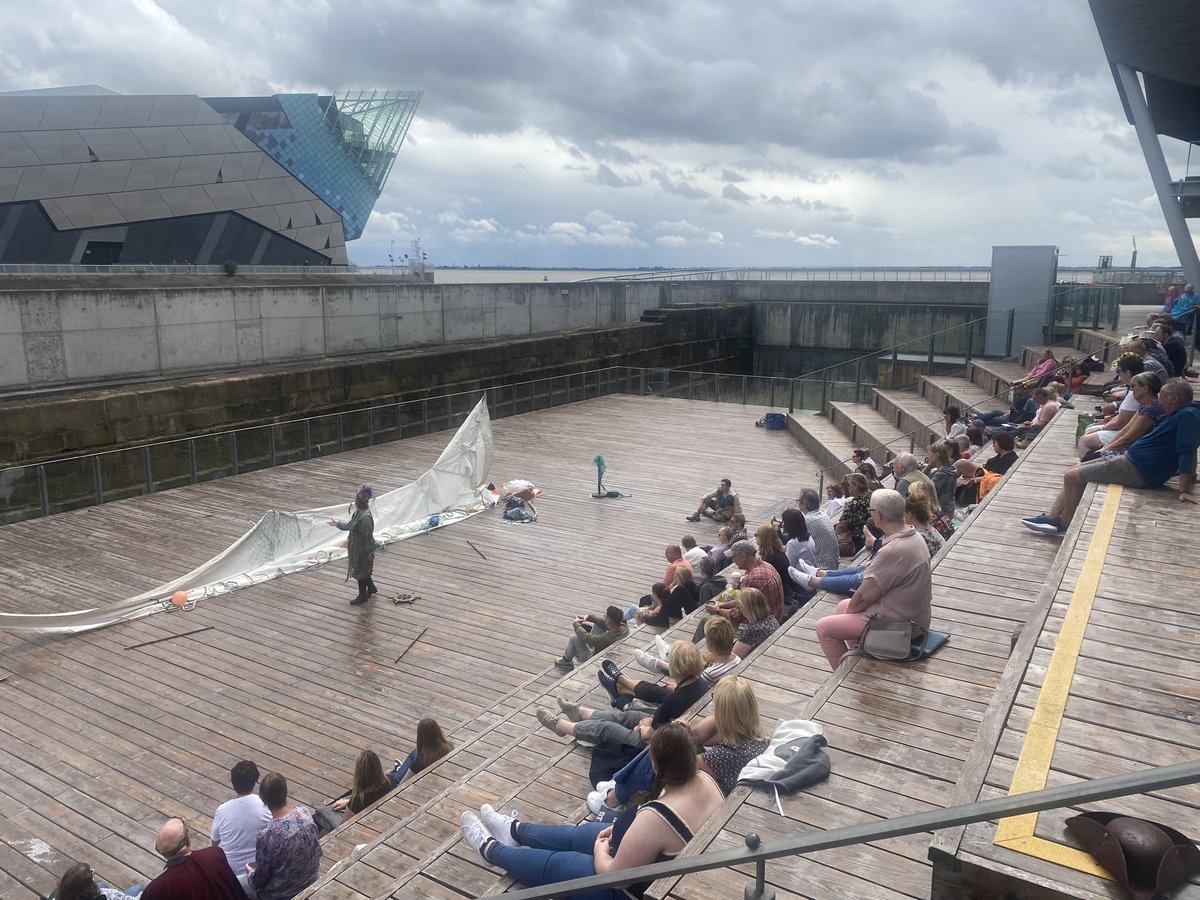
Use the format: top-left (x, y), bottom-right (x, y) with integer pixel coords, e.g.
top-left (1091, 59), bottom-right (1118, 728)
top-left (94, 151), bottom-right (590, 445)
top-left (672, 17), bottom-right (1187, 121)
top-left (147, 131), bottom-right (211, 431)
top-left (460, 812), bottom-right (491, 860)
top-left (587, 781), bottom-right (616, 816)
top-left (633, 649), bottom-right (663, 674)
top-left (479, 803), bottom-right (519, 848)
top-left (654, 634), bottom-right (670, 661)
top-left (789, 559), bottom-right (818, 580)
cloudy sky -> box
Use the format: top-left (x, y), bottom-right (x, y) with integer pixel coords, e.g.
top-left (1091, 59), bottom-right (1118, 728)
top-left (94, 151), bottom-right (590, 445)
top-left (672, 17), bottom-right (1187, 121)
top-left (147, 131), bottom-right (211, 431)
top-left (0, 0), bottom-right (1192, 269)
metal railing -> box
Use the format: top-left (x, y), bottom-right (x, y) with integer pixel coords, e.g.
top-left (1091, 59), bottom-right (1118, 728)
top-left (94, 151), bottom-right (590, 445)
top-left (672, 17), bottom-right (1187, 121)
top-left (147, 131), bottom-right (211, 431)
top-left (499, 758), bottom-right (1200, 900)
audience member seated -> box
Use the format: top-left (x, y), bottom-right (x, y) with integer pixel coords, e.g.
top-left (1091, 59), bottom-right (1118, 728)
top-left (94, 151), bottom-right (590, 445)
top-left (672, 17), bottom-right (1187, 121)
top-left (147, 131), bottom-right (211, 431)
top-left (686, 478), bottom-right (742, 523)
top-left (797, 489), bottom-right (840, 571)
top-left (705, 542), bottom-right (784, 626)
top-left (815, 489), bottom-right (933, 668)
top-left (600, 623), bottom-right (736, 711)
top-left (904, 483), bottom-right (945, 557)
top-left (331, 750), bottom-right (396, 824)
top-left (1023, 379), bottom-right (1200, 535)
top-left (943, 405), bottom-right (967, 440)
top-left (725, 588), bottom-right (780, 658)
top-left (971, 385), bottom-right (1036, 429)
top-left (779, 508), bottom-right (815, 567)
top-left (143, 818), bottom-right (244, 900)
top-left (1169, 283), bottom-right (1196, 332)
top-left (708, 525), bottom-right (734, 564)
top-left (963, 426), bottom-right (985, 458)
top-left (679, 534), bottom-right (707, 566)
top-left (1148, 283), bottom-right (1181, 325)
top-left (54, 863), bottom-right (142, 900)
top-left (693, 556), bottom-right (727, 606)
top-left (1126, 338), bottom-right (1170, 383)
top-left (211, 760), bottom-right (271, 876)
top-left (954, 431), bottom-right (1018, 505)
top-left (390, 718), bottom-right (455, 784)
top-left (1009, 348), bottom-right (1058, 389)
top-left (1078, 354), bottom-right (1145, 459)
top-left (1079, 373), bottom-right (1164, 462)
top-left (597, 676), bottom-right (770, 813)
top-left (537, 643), bottom-right (708, 753)
top-left (637, 567), bottom-right (701, 628)
top-left (891, 452), bottom-right (934, 498)
top-left (460, 724), bottom-right (723, 900)
top-left (660, 544), bottom-right (692, 587)
top-left (754, 523), bottom-right (790, 587)
top-left (555, 605), bottom-right (629, 669)
top-left (822, 482), bottom-right (845, 519)
top-left (924, 441), bottom-right (957, 522)
top-left (835, 473), bottom-right (873, 555)
top-left (1011, 388), bottom-right (1059, 444)
top-left (1154, 318), bottom-right (1187, 378)
top-left (240, 773), bottom-right (321, 900)
top-left (627, 617), bottom-right (740, 696)
top-left (851, 448), bottom-right (880, 479)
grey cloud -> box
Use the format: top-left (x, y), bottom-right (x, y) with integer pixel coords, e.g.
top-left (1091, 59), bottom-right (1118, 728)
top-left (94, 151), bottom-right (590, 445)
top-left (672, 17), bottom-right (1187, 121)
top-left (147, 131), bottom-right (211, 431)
top-left (1040, 154), bottom-right (1098, 182)
top-left (593, 164), bottom-right (640, 188)
top-left (721, 169), bottom-right (747, 183)
top-left (652, 170), bottom-right (710, 199)
top-left (723, 184), bottom-right (752, 203)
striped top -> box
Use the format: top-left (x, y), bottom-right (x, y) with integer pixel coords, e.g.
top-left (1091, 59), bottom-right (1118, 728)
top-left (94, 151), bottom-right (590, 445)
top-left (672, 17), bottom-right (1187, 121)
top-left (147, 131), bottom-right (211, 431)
top-left (701, 655), bottom-right (741, 687)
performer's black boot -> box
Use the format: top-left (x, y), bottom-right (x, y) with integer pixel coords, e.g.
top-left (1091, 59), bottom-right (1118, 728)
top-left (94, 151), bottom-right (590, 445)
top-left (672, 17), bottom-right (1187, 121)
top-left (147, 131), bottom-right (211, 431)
top-left (350, 579), bottom-right (369, 605)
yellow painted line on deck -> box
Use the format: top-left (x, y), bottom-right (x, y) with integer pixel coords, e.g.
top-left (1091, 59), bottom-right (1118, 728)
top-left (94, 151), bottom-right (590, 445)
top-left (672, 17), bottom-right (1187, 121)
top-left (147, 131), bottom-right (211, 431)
top-left (993, 486), bottom-right (1122, 879)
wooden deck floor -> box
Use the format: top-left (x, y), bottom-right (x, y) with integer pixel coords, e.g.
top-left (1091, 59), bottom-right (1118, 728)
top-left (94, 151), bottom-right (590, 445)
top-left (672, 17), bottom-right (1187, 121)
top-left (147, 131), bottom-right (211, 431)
top-left (0, 395), bottom-right (820, 898)
top-left (932, 472), bottom-right (1200, 897)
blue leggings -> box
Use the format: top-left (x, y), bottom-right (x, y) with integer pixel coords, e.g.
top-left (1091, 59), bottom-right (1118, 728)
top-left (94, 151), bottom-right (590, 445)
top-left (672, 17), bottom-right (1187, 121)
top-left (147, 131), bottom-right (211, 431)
top-left (817, 565), bottom-right (865, 597)
top-left (485, 821), bottom-right (624, 900)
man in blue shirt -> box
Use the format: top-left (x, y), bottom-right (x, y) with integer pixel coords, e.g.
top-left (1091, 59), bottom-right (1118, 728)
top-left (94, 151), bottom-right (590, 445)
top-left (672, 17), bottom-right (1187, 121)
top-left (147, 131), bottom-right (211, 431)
top-left (1023, 379), bottom-right (1200, 535)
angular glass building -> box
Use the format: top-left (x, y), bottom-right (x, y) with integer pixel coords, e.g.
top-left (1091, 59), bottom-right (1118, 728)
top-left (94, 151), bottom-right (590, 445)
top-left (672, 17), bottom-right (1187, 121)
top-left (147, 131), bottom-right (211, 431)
top-left (0, 86), bottom-right (421, 266)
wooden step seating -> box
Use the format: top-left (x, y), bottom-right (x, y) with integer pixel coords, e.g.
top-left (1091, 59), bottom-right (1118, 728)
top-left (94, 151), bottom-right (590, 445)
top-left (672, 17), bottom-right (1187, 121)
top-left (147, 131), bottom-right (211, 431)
top-left (931, 465), bottom-right (1200, 896)
top-left (968, 358), bottom-right (1031, 398)
top-left (871, 388), bottom-right (945, 448)
top-left (785, 410), bottom-right (859, 481)
top-left (646, 410), bottom-right (1081, 900)
top-left (918, 375), bottom-right (1001, 419)
top-left (303, 608), bottom-right (748, 900)
top-left (828, 402), bottom-right (911, 463)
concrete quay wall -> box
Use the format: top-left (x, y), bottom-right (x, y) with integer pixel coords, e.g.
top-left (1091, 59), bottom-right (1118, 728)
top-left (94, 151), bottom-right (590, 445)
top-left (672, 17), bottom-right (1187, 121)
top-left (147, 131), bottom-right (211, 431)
top-left (746, 281), bottom-right (990, 375)
top-left (0, 304), bottom-right (751, 466)
top-left (0, 277), bottom-right (663, 391)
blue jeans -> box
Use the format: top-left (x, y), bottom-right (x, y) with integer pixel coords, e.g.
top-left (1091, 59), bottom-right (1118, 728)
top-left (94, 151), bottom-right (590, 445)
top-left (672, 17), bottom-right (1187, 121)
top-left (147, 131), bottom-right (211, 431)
top-left (486, 821), bottom-right (624, 900)
top-left (612, 749), bottom-right (655, 805)
top-left (818, 565), bottom-right (865, 597)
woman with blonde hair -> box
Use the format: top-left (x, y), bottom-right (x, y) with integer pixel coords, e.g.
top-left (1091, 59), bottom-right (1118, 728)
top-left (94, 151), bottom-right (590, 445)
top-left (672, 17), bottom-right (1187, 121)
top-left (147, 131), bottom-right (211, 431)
top-left (904, 482), bottom-right (944, 558)
top-left (542, 642), bottom-right (709, 752)
top-left (621, 616), bottom-right (741, 703)
top-left (596, 676), bottom-right (771, 813)
top-left (731, 588), bottom-right (779, 658)
top-left (754, 523), bottom-right (790, 587)
top-left (924, 440), bottom-right (957, 520)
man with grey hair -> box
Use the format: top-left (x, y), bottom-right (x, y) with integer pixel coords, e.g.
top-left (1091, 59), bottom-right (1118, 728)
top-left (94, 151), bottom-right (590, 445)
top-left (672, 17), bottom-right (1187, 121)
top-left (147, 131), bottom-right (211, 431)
top-left (890, 454), bottom-right (934, 498)
top-left (797, 489), bottom-right (840, 571)
top-left (143, 817), bottom-right (245, 900)
top-left (1024, 378), bottom-right (1200, 536)
top-left (814, 489), bottom-right (932, 668)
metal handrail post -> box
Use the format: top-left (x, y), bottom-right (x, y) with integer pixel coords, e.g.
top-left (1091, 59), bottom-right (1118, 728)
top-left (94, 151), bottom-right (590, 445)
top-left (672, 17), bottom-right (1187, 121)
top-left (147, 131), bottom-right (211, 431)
top-left (1006, 308), bottom-right (1016, 357)
top-left (788, 379), bottom-right (795, 413)
top-left (143, 446), bottom-right (152, 492)
top-left (37, 464), bottom-right (49, 516)
top-left (744, 836), bottom-right (774, 900)
top-left (890, 346), bottom-right (898, 389)
top-left (93, 456), bottom-right (103, 505)
top-left (854, 358), bottom-right (862, 403)
top-left (820, 369), bottom-right (828, 413)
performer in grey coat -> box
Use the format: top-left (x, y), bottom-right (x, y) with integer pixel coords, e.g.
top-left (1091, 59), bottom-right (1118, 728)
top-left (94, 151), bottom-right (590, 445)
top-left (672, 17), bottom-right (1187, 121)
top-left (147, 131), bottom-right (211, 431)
top-left (329, 485), bottom-right (377, 605)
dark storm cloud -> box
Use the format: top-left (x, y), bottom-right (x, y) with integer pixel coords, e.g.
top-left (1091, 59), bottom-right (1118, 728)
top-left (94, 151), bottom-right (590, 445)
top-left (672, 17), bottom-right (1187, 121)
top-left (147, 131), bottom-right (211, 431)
top-left (723, 184), bottom-right (752, 203)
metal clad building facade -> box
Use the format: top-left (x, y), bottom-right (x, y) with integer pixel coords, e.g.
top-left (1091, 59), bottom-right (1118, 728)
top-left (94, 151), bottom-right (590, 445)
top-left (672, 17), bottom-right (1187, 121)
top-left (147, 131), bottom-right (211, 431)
top-left (0, 87), bottom-right (420, 266)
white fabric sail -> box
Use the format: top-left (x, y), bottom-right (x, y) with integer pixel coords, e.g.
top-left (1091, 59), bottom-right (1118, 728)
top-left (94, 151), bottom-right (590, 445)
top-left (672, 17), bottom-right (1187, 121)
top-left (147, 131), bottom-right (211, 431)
top-left (0, 398), bottom-right (495, 636)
